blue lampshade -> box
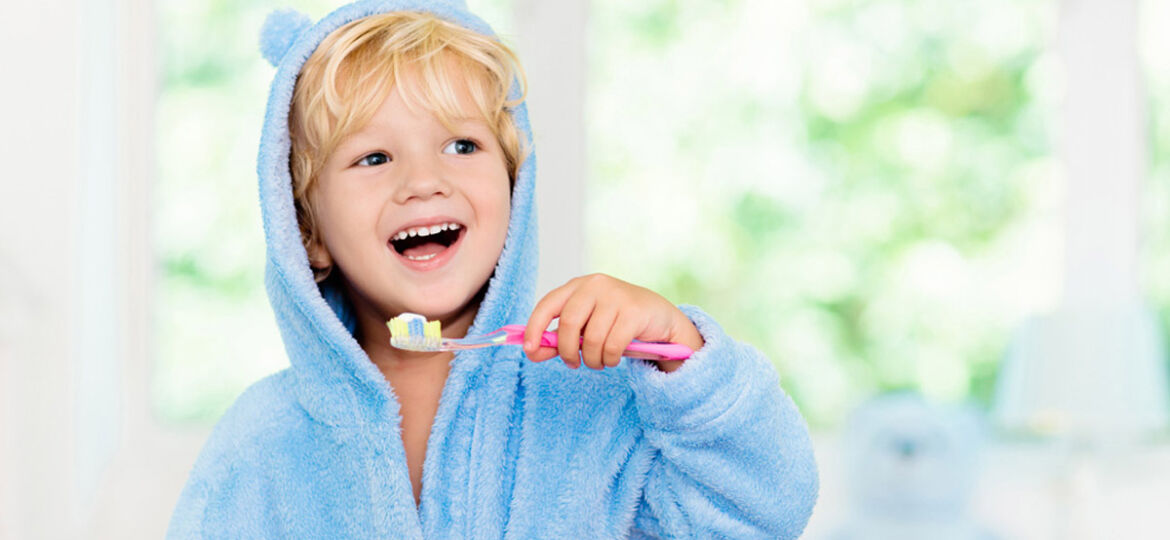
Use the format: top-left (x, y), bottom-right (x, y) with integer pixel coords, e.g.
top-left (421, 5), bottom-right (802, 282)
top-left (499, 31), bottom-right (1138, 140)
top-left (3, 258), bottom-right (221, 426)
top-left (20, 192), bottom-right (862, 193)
top-left (993, 302), bottom-right (1169, 442)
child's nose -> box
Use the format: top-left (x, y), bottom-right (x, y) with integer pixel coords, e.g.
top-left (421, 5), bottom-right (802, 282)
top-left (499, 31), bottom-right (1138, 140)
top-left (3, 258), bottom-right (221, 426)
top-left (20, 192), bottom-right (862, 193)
top-left (393, 158), bottom-right (453, 203)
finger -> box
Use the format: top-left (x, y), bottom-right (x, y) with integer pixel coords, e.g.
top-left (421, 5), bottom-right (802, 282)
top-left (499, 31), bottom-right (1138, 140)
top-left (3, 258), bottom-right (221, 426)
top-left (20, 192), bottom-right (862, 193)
top-left (603, 311), bottom-right (641, 369)
top-left (557, 293), bottom-right (595, 369)
top-left (581, 304), bottom-right (618, 370)
top-left (524, 279), bottom-right (580, 359)
top-left (527, 346), bottom-right (559, 362)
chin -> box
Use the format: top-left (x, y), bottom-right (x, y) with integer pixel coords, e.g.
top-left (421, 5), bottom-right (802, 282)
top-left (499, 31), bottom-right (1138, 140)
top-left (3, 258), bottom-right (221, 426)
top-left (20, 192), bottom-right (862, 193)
top-left (399, 285), bottom-right (480, 321)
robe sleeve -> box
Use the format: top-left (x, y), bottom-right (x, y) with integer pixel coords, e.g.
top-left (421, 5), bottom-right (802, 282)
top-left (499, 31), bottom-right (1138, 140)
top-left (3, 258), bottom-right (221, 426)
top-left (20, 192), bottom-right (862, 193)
top-left (624, 304), bottom-right (819, 539)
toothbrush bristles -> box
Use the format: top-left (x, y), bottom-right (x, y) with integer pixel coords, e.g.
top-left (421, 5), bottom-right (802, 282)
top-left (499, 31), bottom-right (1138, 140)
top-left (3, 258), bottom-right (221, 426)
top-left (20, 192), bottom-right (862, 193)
top-left (386, 312), bottom-right (442, 351)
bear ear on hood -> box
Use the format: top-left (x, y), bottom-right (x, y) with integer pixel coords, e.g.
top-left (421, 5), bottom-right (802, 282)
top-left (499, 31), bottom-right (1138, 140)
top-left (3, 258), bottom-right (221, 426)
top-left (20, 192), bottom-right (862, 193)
top-left (259, 8), bottom-right (314, 67)
top-left (258, 2), bottom-right (475, 67)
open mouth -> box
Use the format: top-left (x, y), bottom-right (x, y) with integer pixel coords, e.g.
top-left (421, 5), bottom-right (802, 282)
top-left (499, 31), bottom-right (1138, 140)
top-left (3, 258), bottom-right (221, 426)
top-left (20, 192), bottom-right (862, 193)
top-left (389, 224), bottom-right (464, 262)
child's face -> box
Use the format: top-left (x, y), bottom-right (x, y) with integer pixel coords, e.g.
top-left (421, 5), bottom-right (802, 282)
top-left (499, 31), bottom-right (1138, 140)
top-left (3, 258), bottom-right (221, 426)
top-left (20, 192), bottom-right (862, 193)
top-left (310, 75), bottom-right (511, 326)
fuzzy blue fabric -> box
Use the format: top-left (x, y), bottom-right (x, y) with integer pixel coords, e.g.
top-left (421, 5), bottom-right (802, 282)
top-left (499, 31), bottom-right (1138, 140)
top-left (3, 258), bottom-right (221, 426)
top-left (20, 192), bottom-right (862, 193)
top-left (166, 1), bottom-right (819, 537)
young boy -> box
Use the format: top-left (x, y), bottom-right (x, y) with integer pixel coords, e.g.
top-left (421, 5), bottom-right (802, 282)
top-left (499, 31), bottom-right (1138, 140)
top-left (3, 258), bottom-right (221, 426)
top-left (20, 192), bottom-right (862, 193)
top-left (167, 1), bottom-right (818, 538)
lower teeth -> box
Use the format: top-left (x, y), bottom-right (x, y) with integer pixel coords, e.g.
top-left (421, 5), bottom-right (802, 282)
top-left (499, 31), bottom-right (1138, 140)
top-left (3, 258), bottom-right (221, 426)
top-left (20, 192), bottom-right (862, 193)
top-left (405, 252), bottom-right (438, 261)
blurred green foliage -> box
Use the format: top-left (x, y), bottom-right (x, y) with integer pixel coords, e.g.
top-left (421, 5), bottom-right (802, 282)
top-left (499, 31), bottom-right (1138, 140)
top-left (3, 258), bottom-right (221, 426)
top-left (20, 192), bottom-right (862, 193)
top-left (154, 0), bottom-right (329, 424)
top-left (587, 0), bottom-right (1062, 426)
top-left (1141, 0), bottom-right (1170, 368)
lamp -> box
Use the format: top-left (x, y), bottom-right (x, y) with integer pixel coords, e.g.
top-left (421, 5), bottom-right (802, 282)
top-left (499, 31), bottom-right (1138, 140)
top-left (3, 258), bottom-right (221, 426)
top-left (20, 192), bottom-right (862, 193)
top-left (993, 303), bottom-right (1169, 443)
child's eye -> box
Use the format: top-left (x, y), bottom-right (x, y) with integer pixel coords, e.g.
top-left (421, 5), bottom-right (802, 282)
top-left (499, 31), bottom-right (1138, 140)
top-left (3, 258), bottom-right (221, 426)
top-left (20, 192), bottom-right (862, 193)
top-left (442, 139), bottom-right (478, 155)
top-left (356, 152), bottom-right (389, 167)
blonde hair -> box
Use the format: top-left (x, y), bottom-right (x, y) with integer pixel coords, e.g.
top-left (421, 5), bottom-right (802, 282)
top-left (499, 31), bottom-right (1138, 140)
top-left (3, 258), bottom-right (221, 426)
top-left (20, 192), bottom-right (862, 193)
top-left (289, 11), bottom-right (529, 282)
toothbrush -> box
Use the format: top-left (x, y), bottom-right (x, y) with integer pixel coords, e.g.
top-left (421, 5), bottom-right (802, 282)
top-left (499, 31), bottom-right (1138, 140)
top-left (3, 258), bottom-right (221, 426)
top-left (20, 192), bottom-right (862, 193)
top-left (386, 312), bottom-right (694, 361)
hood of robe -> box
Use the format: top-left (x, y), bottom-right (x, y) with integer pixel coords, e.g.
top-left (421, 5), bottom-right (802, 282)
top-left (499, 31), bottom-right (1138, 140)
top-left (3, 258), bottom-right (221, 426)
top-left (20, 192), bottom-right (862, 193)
top-left (255, 0), bottom-right (537, 428)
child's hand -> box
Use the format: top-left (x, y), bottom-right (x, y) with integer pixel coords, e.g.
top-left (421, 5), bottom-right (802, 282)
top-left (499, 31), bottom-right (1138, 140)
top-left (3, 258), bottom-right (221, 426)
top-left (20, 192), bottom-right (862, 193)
top-left (522, 273), bottom-right (704, 373)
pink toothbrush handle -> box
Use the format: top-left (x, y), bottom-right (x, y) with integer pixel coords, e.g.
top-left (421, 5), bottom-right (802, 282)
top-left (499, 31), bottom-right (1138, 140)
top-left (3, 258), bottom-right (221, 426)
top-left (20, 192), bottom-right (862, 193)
top-left (499, 325), bottom-right (694, 361)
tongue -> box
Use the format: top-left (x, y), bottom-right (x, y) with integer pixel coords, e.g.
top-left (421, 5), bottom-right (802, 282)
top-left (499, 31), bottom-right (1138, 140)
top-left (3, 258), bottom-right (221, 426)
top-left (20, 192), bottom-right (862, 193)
top-left (402, 241), bottom-right (447, 258)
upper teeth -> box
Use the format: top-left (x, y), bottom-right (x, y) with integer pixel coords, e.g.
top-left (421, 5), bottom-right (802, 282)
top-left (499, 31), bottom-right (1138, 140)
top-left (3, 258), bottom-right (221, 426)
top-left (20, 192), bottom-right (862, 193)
top-left (392, 222), bottom-right (461, 241)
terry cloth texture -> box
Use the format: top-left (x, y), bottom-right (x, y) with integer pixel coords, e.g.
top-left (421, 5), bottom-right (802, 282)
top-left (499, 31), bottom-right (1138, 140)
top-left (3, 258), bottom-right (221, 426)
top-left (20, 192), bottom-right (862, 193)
top-left (166, 1), bottom-right (819, 538)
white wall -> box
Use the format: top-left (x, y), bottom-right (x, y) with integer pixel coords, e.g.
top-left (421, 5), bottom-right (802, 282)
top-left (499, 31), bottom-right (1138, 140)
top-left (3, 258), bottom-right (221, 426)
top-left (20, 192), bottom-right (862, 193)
top-left (512, 0), bottom-right (589, 295)
top-left (0, 1), bottom-right (208, 537)
top-left (2, 1), bottom-right (90, 537)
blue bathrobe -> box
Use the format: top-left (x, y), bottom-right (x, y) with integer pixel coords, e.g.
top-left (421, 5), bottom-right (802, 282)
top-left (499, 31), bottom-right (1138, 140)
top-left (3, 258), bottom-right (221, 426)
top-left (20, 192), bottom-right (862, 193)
top-left (166, 1), bottom-right (819, 538)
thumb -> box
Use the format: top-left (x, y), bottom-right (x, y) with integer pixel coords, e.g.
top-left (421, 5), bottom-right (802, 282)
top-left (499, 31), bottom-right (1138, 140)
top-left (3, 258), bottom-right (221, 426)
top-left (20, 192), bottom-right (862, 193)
top-left (526, 346), bottom-right (560, 363)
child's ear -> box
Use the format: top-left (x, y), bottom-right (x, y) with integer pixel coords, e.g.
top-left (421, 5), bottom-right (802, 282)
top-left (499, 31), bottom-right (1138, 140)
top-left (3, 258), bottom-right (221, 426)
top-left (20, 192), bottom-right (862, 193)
top-left (307, 238), bottom-right (333, 271)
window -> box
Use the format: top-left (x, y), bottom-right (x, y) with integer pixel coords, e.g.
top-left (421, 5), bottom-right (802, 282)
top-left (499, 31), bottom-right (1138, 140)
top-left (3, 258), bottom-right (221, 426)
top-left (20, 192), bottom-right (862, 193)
top-left (1142, 0), bottom-right (1170, 344)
